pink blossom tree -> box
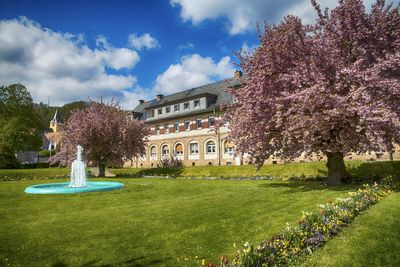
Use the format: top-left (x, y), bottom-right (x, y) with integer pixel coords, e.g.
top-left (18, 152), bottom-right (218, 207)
top-left (228, 0), bottom-right (400, 185)
top-left (50, 101), bottom-right (149, 177)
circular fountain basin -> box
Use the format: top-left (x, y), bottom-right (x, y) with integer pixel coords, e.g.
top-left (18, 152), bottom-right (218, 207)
top-left (25, 181), bottom-right (124, 194)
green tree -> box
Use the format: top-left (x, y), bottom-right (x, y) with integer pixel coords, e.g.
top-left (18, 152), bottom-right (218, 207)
top-left (0, 84), bottom-right (42, 168)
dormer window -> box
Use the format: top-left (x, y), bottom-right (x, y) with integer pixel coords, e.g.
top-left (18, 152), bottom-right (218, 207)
top-left (158, 108), bottom-right (162, 115)
top-left (174, 104), bottom-right (180, 112)
top-left (166, 106), bottom-right (171, 113)
top-left (149, 110), bottom-right (155, 118)
top-left (184, 102), bottom-right (189, 110)
top-left (194, 99), bottom-right (200, 108)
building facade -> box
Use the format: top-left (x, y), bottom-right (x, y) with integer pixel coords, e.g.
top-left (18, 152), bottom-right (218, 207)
top-left (128, 72), bottom-right (399, 168)
top-left (128, 72), bottom-right (244, 168)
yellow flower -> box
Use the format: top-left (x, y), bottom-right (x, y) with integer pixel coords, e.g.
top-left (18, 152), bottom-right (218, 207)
top-left (201, 259), bottom-right (206, 266)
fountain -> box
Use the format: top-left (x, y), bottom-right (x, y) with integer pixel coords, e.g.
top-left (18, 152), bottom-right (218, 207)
top-left (25, 145), bottom-right (124, 194)
top-left (69, 145), bottom-right (87, 188)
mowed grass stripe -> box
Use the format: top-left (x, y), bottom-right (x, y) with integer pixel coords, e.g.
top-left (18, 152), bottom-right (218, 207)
top-left (0, 178), bottom-right (354, 266)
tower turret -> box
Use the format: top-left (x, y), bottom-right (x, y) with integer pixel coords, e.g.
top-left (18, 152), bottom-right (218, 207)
top-left (50, 109), bottom-right (61, 132)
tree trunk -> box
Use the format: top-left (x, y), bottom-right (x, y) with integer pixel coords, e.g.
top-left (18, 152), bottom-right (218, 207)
top-left (98, 162), bottom-right (106, 178)
top-left (389, 150), bottom-right (394, 161)
top-left (326, 152), bottom-right (349, 186)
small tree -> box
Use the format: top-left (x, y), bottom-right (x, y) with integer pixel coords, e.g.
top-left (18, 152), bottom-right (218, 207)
top-left (50, 101), bottom-right (149, 177)
top-left (228, 0), bottom-right (400, 185)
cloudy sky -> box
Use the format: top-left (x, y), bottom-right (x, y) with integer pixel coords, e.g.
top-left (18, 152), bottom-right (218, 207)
top-left (0, 0), bottom-right (396, 109)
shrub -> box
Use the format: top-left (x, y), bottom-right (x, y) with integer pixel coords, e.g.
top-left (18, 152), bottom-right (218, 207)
top-left (38, 150), bottom-right (56, 157)
top-left (157, 157), bottom-right (182, 168)
top-left (20, 162), bottom-right (50, 169)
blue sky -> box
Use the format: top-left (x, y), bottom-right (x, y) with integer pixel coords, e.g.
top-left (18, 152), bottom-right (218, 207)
top-left (0, 0), bottom-right (396, 109)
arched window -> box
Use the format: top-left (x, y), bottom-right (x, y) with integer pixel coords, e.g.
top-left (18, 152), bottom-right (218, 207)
top-left (206, 140), bottom-right (216, 155)
top-left (175, 143), bottom-right (183, 156)
top-left (189, 142), bottom-right (199, 155)
top-left (224, 140), bottom-right (235, 155)
top-left (161, 144), bottom-right (170, 158)
top-left (149, 145), bottom-right (157, 158)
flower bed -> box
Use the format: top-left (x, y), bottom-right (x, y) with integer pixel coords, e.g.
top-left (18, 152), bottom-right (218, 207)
top-left (213, 176), bottom-right (398, 267)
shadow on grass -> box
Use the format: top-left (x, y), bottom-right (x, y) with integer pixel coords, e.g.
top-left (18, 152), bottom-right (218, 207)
top-left (259, 181), bottom-right (355, 193)
top-left (52, 256), bottom-right (167, 267)
top-left (347, 161), bottom-right (400, 179)
top-left (113, 167), bottom-right (184, 178)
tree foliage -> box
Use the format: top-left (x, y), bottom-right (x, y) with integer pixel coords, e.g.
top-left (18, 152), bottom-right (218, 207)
top-left (228, 0), bottom-right (400, 185)
top-left (50, 101), bottom-right (149, 177)
top-left (34, 101), bottom-right (88, 128)
top-left (0, 84), bottom-right (42, 167)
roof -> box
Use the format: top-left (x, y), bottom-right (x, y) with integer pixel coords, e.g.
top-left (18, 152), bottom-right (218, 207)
top-left (133, 77), bottom-right (241, 120)
top-left (51, 109), bottom-right (61, 123)
top-left (44, 132), bottom-right (63, 145)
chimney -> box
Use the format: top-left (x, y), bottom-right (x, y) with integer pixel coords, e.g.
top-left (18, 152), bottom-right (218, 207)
top-left (156, 94), bottom-right (164, 101)
top-left (139, 99), bottom-right (145, 104)
top-left (234, 70), bottom-right (243, 79)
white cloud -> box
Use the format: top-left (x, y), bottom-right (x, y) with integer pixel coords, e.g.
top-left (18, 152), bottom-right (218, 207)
top-left (119, 86), bottom-right (154, 109)
top-left (153, 54), bottom-right (235, 94)
top-left (128, 33), bottom-right (160, 50)
top-left (0, 17), bottom-right (141, 107)
top-left (170, 0), bottom-right (388, 34)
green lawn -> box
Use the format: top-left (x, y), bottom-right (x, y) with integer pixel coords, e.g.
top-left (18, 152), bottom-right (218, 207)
top-left (0, 178), bottom-right (355, 266)
top-left (2, 160), bottom-right (398, 181)
top-left (301, 191), bottom-right (400, 267)
top-left (113, 160), bottom-right (400, 180)
top-left (0, 168), bottom-right (70, 181)
top-left (1, 161), bottom-right (399, 266)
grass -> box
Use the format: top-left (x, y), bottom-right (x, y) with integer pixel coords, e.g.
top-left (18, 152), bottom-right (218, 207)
top-left (113, 160), bottom-right (400, 180)
top-left (0, 168), bottom-right (69, 181)
top-left (301, 191), bottom-right (400, 266)
top-left (0, 177), bottom-right (355, 266)
top-left (1, 160), bottom-right (399, 182)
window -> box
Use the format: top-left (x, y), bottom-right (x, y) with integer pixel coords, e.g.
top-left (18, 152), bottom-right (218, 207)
top-left (224, 141), bottom-right (235, 155)
top-left (162, 145), bottom-right (169, 157)
top-left (184, 102), bottom-right (189, 110)
top-left (156, 125), bottom-right (160, 135)
top-left (166, 106), bottom-right (171, 113)
top-left (158, 108), bottom-right (162, 115)
top-left (174, 104), bottom-right (180, 112)
top-left (209, 116), bottom-right (215, 127)
top-left (189, 143), bottom-right (199, 155)
top-left (164, 124), bottom-right (169, 134)
top-left (194, 99), bottom-right (200, 108)
top-left (174, 121), bottom-right (179, 132)
top-left (175, 143), bottom-right (183, 156)
top-left (196, 118), bottom-right (203, 129)
top-left (150, 146), bottom-right (157, 157)
top-left (184, 120), bottom-right (190, 131)
top-left (206, 140), bottom-right (216, 154)
top-left (149, 110), bottom-right (155, 118)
